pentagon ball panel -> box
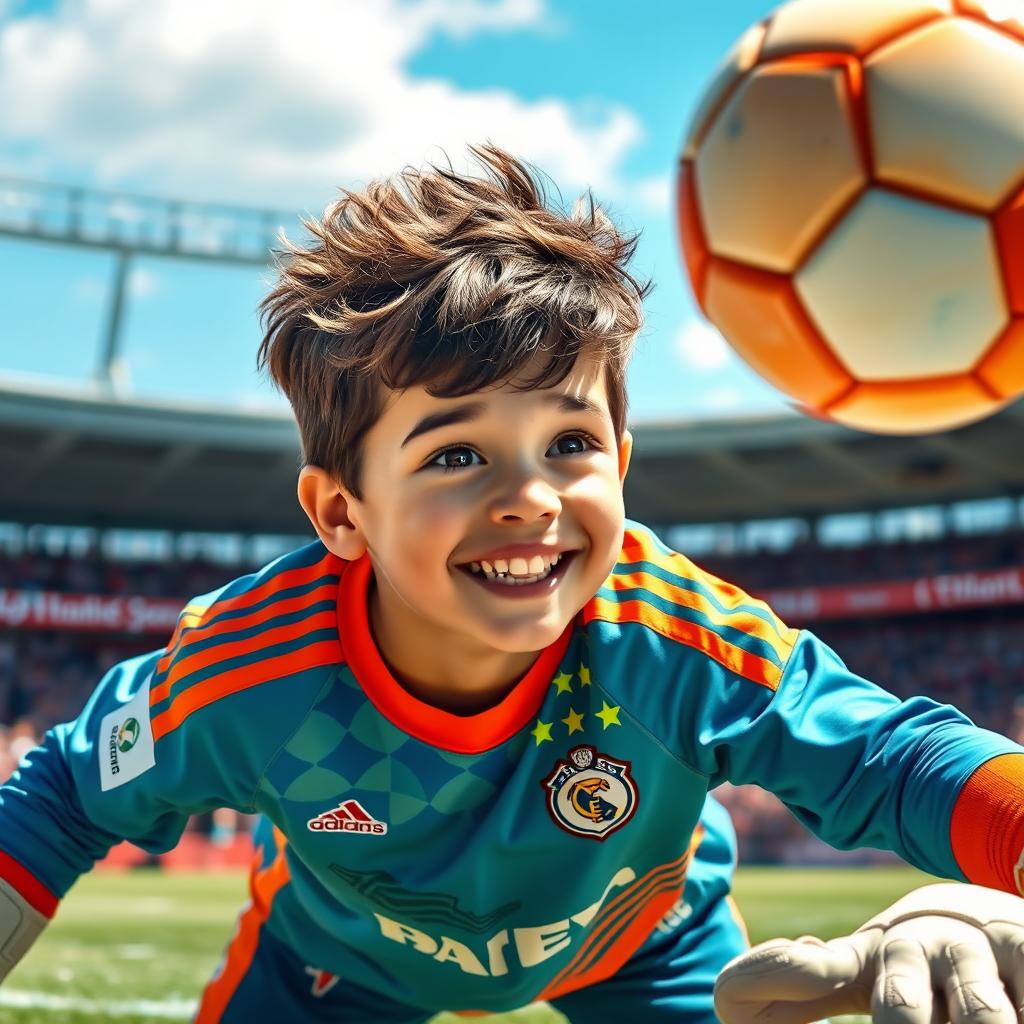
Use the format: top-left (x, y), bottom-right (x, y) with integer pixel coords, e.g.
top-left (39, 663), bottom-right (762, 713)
top-left (694, 60), bottom-right (867, 272)
top-left (678, 0), bottom-right (1024, 435)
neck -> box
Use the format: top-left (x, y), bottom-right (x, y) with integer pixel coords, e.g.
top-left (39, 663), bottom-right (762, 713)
top-left (367, 580), bottom-right (538, 716)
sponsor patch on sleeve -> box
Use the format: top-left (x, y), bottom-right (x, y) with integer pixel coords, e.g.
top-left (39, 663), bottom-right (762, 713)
top-left (98, 674), bottom-right (156, 791)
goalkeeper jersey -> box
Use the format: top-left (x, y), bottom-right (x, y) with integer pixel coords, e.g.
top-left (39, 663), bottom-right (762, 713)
top-left (1, 520), bottom-right (1023, 1015)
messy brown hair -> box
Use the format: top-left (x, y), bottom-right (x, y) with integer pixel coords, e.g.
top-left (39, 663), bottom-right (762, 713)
top-left (258, 144), bottom-right (650, 498)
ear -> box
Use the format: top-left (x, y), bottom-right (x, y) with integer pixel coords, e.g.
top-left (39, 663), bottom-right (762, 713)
top-left (617, 429), bottom-right (633, 486)
top-left (297, 465), bottom-right (368, 561)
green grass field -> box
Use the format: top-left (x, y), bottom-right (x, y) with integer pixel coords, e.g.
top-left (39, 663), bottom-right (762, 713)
top-left (1, 865), bottom-right (934, 1023)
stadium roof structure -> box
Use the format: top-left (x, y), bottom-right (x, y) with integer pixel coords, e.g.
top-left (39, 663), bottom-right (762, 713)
top-left (0, 376), bottom-right (1020, 533)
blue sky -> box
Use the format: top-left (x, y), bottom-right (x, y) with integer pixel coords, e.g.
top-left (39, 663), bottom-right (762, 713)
top-left (0, 0), bottom-right (788, 421)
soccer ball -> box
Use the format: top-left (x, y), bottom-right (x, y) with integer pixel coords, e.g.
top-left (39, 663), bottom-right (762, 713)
top-left (677, 0), bottom-right (1024, 435)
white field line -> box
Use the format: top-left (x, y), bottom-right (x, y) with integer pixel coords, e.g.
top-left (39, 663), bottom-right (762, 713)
top-left (0, 988), bottom-right (197, 1018)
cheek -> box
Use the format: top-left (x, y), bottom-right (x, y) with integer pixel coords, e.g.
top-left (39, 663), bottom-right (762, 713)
top-left (566, 471), bottom-right (625, 525)
top-left (388, 490), bottom-right (467, 566)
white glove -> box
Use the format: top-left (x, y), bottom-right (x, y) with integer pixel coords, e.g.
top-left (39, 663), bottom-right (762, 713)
top-left (714, 883), bottom-right (1024, 1024)
top-left (0, 878), bottom-right (48, 984)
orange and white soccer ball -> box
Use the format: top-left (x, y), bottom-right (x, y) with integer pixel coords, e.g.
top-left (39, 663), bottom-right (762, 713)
top-left (678, 0), bottom-right (1024, 434)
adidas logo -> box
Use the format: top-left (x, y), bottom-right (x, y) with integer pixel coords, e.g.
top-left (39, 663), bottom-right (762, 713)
top-left (307, 799), bottom-right (388, 835)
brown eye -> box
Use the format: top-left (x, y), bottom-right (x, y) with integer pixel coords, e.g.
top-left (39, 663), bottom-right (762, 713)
top-left (429, 446), bottom-right (482, 471)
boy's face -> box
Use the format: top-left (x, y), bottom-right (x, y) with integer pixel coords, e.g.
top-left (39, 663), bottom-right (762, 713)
top-left (321, 354), bottom-right (631, 658)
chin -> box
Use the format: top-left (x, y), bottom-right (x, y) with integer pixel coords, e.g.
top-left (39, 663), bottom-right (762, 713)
top-left (483, 616), bottom-right (571, 654)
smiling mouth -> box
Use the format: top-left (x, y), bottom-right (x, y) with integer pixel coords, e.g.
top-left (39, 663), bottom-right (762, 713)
top-left (456, 551), bottom-right (577, 589)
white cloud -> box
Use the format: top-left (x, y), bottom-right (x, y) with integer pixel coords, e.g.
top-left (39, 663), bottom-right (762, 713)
top-left (675, 318), bottom-right (730, 372)
top-left (0, 0), bottom-right (648, 212)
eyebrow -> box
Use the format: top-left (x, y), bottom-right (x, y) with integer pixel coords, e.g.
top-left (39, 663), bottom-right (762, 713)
top-left (401, 393), bottom-right (603, 448)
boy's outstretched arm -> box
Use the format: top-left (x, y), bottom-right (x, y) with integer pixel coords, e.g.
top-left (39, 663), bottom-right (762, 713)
top-left (714, 883), bottom-right (1024, 1024)
top-left (0, 635), bottom-right (333, 985)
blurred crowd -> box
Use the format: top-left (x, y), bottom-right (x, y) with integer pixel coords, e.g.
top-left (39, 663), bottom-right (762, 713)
top-left (2, 532), bottom-right (1024, 865)
top-left (700, 528), bottom-right (1024, 591)
top-left (0, 551), bottom-right (254, 600)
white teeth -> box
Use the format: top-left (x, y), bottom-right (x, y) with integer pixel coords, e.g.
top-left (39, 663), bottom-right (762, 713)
top-left (464, 551), bottom-right (569, 586)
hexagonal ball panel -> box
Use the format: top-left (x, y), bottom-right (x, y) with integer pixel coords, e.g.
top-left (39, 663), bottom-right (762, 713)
top-left (796, 188), bottom-right (1006, 379)
top-left (762, 0), bottom-right (952, 58)
top-left (827, 376), bottom-right (1005, 433)
top-left (956, 0), bottom-right (1024, 42)
top-left (683, 20), bottom-right (767, 160)
top-left (866, 17), bottom-right (1024, 209)
top-left (695, 61), bottom-right (867, 273)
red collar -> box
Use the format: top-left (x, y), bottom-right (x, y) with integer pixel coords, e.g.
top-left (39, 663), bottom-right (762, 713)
top-left (336, 554), bottom-right (572, 753)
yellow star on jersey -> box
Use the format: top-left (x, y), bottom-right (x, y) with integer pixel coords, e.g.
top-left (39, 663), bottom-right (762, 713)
top-left (551, 672), bottom-right (573, 695)
top-left (595, 701), bottom-right (621, 730)
top-left (578, 665), bottom-right (591, 687)
top-left (562, 708), bottom-right (584, 735)
top-left (531, 719), bottom-right (553, 745)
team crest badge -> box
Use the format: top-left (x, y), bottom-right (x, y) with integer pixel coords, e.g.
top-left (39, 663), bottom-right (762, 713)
top-left (542, 744), bottom-right (638, 841)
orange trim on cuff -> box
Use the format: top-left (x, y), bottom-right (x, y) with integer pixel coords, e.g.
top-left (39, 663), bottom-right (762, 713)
top-left (950, 752), bottom-right (1024, 895)
top-left (337, 554), bottom-right (573, 754)
top-left (0, 849), bottom-right (59, 919)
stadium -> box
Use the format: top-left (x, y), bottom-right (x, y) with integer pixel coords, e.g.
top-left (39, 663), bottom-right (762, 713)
top-left (0, 171), bottom-right (1022, 1022)
top-left (2, 1), bottom-right (1024, 1016)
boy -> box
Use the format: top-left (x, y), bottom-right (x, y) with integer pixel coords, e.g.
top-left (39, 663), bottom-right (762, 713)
top-left (1, 145), bottom-right (1023, 1023)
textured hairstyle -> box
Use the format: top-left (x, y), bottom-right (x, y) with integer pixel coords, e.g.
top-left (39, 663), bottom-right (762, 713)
top-left (258, 144), bottom-right (650, 498)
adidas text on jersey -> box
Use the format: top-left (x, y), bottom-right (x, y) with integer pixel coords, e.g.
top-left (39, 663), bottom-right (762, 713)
top-left (307, 799), bottom-right (388, 835)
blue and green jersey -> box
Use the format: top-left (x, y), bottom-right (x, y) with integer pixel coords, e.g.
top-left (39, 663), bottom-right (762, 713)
top-left (1, 521), bottom-right (1022, 1014)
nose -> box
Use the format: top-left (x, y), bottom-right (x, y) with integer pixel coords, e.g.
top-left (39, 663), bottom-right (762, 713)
top-left (488, 470), bottom-right (562, 524)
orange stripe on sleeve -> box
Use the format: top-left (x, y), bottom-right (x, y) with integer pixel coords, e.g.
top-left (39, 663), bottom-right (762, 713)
top-left (195, 828), bottom-right (291, 1023)
top-left (156, 552), bottom-right (339, 674)
top-left (150, 583), bottom-right (340, 705)
top-left (151, 638), bottom-right (341, 742)
top-left (950, 752), bottom-right (1024, 895)
top-left (151, 609), bottom-right (338, 707)
top-left (585, 597), bottom-right (783, 690)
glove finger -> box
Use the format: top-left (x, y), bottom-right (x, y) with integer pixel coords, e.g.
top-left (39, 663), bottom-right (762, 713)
top-left (989, 925), bottom-right (1024, 1024)
top-left (714, 936), bottom-right (870, 1024)
top-left (941, 937), bottom-right (1017, 1024)
top-left (872, 936), bottom-right (935, 1024)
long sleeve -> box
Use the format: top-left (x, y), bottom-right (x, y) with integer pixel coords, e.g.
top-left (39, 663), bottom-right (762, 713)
top-left (0, 650), bottom-right (259, 903)
top-left (683, 631), bottom-right (1023, 885)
